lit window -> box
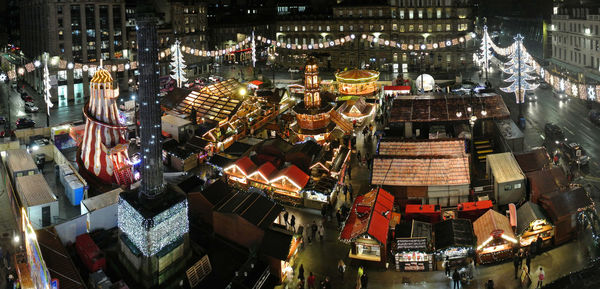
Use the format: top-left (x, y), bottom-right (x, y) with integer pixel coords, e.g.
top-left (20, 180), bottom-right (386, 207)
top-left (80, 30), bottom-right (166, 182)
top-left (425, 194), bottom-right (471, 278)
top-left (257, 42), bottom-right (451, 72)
top-left (340, 25), bottom-right (343, 31)
top-left (446, 24), bottom-right (451, 31)
top-left (326, 26), bottom-right (330, 31)
top-left (393, 24), bottom-right (398, 31)
top-left (409, 25), bottom-right (414, 32)
top-left (409, 10), bottom-right (414, 19)
top-left (436, 24), bottom-right (442, 31)
top-left (302, 26), bottom-right (306, 31)
top-left (295, 26), bottom-right (298, 31)
top-left (418, 25), bottom-right (423, 32)
top-left (418, 10), bottom-right (423, 19)
top-left (400, 10), bottom-right (405, 19)
top-left (400, 25), bottom-right (405, 32)
top-left (437, 9), bottom-right (442, 18)
top-left (458, 24), bottom-right (468, 31)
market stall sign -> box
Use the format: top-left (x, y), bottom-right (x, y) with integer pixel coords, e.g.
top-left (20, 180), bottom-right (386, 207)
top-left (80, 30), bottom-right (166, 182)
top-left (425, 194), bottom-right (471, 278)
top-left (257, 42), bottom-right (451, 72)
top-left (395, 237), bottom-right (428, 251)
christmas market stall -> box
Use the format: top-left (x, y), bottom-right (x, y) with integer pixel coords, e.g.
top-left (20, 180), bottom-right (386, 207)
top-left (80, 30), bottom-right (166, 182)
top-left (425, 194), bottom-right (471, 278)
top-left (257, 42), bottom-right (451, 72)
top-left (162, 143), bottom-right (199, 172)
top-left (161, 114), bottom-right (193, 143)
top-left (473, 209), bottom-right (518, 264)
top-left (516, 201), bottom-right (554, 249)
top-left (434, 219), bottom-right (476, 267)
top-left (269, 165), bottom-right (310, 205)
top-left (223, 156), bottom-right (257, 186)
top-left (457, 200), bottom-right (494, 222)
top-left (405, 204), bottom-right (441, 224)
top-left (393, 220), bottom-right (434, 271)
top-left (260, 227), bottom-right (302, 282)
top-left (538, 187), bottom-right (594, 245)
top-left (335, 69), bottom-right (380, 100)
top-left (303, 175), bottom-right (338, 209)
top-left (383, 85), bottom-right (412, 98)
top-left (340, 188), bottom-right (394, 265)
top-left (526, 167), bottom-right (568, 203)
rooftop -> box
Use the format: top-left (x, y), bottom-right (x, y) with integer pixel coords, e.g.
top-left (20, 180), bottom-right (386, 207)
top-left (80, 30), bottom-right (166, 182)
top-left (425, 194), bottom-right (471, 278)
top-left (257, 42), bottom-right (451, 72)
top-left (371, 157), bottom-right (470, 186)
top-left (487, 153), bottom-right (526, 184)
top-left (378, 139), bottom-right (466, 157)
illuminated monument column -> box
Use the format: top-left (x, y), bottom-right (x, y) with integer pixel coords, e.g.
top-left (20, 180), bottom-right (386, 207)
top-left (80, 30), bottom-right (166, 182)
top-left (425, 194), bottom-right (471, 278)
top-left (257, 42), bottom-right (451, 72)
top-left (80, 69), bottom-right (133, 187)
top-left (117, 4), bottom-right (189, 288)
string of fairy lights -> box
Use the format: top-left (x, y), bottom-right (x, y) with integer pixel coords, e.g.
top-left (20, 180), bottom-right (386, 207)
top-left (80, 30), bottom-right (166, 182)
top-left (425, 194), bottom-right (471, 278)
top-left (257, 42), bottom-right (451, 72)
top-left (477, 25), bottom-right (599, 103)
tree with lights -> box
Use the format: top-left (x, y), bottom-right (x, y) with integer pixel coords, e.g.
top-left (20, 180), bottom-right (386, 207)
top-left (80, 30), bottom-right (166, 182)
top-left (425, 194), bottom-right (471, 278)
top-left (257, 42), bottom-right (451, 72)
top-left (478, 25), bottom-right (494, 82)
top-left (43, 53), bottom-right (54, 127)
top-left (500, 34), bottom-right (538, 128)
top-left (170, 39), bottom-right (187, 88)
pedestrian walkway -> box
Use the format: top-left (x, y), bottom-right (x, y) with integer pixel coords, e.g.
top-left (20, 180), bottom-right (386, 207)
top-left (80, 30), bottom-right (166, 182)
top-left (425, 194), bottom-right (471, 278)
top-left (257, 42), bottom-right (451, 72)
top-left (0, 161), bottom-right (19, 289)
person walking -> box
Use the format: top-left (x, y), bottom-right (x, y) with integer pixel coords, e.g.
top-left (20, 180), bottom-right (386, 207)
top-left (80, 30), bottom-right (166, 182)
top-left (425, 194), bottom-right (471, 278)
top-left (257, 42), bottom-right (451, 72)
top-left (346, 163), bottom-right (352, 179)
top-left (290, 215), bottom-right (296, 232)
top-left (535, 266), bottom-right (545, 288)
top-left (525, 250), bottom-right (531, 272)
top-left (513, 253), bottom-right (520, 279)
top-left (348, 183), bottom-right (354, 202)
top-left (343, 185), bottom-right (348, 201)
top-left (444, 256), bottom-right (451, 277)
top-left (336, 209), bottom-right (343, 229)
top-left (337, 259), bottom-right (345, 279)
top-left (452, 269), bottom-right (460, 289)
top-left (357, 150), bottom-right (362, 164)
top-left (360, 272), bottom-right (369, 289)
top-left (535, 236), bottom-right (543, 255)
top-left (284, 211), bottom-right (289, 227)
top-left (307, 272), bottom-right (316, 289)
top-left (322, 276), bottom-right (332, 289)
top-left (298, 264), bottom-right (305, 285)
top-left (311, 221), bottom-right (318, 241)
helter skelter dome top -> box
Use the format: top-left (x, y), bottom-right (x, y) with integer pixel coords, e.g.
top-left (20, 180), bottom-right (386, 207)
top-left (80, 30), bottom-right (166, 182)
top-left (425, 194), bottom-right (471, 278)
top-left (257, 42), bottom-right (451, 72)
top-left (335, 69), bottom-right (380, 84)
top-left (90, 69), bottom-right (113, 83)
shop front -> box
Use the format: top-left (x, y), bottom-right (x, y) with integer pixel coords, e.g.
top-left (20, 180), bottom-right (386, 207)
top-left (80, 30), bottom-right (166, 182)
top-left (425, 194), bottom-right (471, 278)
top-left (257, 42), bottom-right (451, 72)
top-left (303, 175), bottom-right (338, 210)
top-left (473, 210), bottom-right (518, 264)
top-left (393, 220), bottom-right (434, 271)
top-left (433, 218), bottom-right (476, 268)
top-left (517, 202), bottom-right (554, 248)
top-left (340, 188), bottom-right (394, 265)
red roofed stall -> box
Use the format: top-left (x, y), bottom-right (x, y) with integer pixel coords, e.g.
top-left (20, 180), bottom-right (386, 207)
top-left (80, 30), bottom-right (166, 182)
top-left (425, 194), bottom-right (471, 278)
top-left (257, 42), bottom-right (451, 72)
top-left (270, 165), bottom-right (310, 200)
top-left (340, 188), bottom-right (394, 265)
top-left (223, 156), bottom-right (257, 184)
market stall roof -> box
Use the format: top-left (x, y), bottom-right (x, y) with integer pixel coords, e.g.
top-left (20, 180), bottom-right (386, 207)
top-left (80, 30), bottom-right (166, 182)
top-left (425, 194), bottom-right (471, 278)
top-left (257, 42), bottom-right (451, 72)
top-left (542, 187), bottom-right (594, 223)
top-left (176, 79), bottom-right (244, 123)
top-left (330, 146), bottom-right (350, 173)
top-left (37, 227), bottom-right (86, 289)
top-left (192, 179), bottom-right (233, 207)
top-left (285, 140), bottom-right (322, 172)
top-left (162, 114), bottom-right (192, 127)
top-left (371, 157), bottom-right (470, 186)
top-left (248, 162), bottom-right (278, 184)
top-left (208, 154), bottom-right (235, 169)
top-left (335, 69), bottom-right (380, 83)
top-left (185, 135), bottom-right (210, 152)
top-left (434, 219), bottom-right (476, 250)
top-left (473, 209), bottom-right (517, 248)
top-left (5, 149), bottom-right (37, 174)
top-left (378, 139), bottom-right (466, 157)
top-left (340, 188), bottom-right (394, 245)
top-left (16, 174), bottom-right (57, 207)
top-left (304, 175), bottom-right (338, 195)
top-left (487, 153), bottom-right (525, 184)
top-left (255, 138), bottom-right (293, 158)
top-left (248, 80), bottom-right (264, 87)
top-left (338, 98), bottom-right (374, 116)
top-left (526, 167), bottom-right (569, 196)
top-left (514, 148), bottom-right (551, 173)
top-left (215, 191), bottom-right (283, 230)
top-left (177, 175), bottom-right (205, 193)
top-left (226, 156), bottom-right (257, 177)
top-left (224, 141), bottom-right (254, 157)
top-left (81, 188), bottom-right (122, 213)
top-left (389, 93), bottom-right (510, 123)
top-left (516, 202), bottom-right (548, 234)
top-left (259, 227), bottom-right (294, 261)
top-left (271, 165), bottom-right (310, 191)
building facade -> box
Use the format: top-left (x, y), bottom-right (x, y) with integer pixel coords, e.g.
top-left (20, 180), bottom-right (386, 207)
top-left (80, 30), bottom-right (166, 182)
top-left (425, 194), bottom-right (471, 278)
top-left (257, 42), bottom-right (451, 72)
top-left (550, 1), bottom-right (600, 84)
top-left (274, 0), bottom-right (475, 72)
top-left (20, 0), bottom-right (130, 102)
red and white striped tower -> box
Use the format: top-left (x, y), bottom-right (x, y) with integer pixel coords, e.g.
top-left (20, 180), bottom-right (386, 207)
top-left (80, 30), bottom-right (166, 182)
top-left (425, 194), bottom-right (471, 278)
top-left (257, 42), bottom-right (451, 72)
top-left (80, 69), bottom-right (133, 186)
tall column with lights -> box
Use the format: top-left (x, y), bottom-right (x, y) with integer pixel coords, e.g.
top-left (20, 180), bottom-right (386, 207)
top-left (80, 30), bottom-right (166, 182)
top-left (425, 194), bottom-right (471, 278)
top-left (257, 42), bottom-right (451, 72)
top-left (117, 4), bottom-right (189, 288)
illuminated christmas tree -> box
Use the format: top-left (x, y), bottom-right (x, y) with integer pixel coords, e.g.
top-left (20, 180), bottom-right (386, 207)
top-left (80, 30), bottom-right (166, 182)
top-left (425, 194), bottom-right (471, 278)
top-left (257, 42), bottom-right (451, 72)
top-left (42, 54), bottom-right (54, 124)
top-left (478, 25), bottom-right (493, 81)
top-left (170, 39), bottom-right (187, 88)
top-left (500, 34), bottom-right (539, 104)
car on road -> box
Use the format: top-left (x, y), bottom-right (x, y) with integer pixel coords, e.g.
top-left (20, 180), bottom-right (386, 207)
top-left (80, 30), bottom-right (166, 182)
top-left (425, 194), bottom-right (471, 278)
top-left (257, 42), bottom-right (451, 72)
top-left (0, 130), bottom-right (15, 138)
top-left (0, 116), bottom-right (6, 125)
top-left (561, 142), bottom-right (590, 166)
top-left (25, 102), bottom-right (39, 112)
top-left (16, 118), bottom-right (35, 129)
top-left (22, 95), bottom-right (34, 103)
top-left (526, 90), bottom-right (538, 102)
top-left (553, 90), bottom-right (568, 100)
top-left (544, 123), bottom-right (567, 143)
top-left (539, 81), bottom-right (551, 89)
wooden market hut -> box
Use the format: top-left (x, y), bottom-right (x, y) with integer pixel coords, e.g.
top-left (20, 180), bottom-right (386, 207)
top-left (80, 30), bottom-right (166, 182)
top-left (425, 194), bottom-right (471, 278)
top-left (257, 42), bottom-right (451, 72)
top-left (516, 201), bottom-right (554, 249)
top-left (433, 218), bottom-right (476, 265)
top-left (473, 209), bottom-right (518, 264)
top-left (538, 187), bottom-right (594, 245)
top-left (340, 188), bottom-right (394, 265)
top-left (527, 167), bottom-right (569, 203)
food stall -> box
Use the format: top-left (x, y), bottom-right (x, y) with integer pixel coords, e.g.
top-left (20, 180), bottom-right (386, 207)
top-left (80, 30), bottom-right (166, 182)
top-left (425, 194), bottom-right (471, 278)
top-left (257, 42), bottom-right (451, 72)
top-left (457, 200), bottom-right (494, 222)
top-left (340, 188), bottom-right (394, 265)
top-left (303, 175), bottom-right (338, 209)
top-left (434, 218), bottom-right (476, 268)
top-left (393, 220), bottom-right (434, 271)
top-left (538, 187), bottom-right (594, 245)
top-left (516, 201), bottom-right (554, 248)
top-left (405, 204), bottom-right (441, 223)
top-left (473, 209), bottom-right (518, 264)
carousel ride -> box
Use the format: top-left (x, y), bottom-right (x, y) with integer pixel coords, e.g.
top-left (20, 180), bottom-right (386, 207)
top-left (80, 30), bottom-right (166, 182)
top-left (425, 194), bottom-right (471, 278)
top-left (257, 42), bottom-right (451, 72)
top-left (334, 69), bottom-right (380, 123)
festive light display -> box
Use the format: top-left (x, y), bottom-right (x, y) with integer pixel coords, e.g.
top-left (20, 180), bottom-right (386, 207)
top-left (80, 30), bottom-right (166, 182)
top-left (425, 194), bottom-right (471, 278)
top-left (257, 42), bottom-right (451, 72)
top-left (42, 54), bottom-right (54, 116)
top-left (170, 39), bottom-right (187, 88)
top-left (477, 26), bottom-right (493, 78)
top-left (500, 34), bottom-right (539, 104)
top-left (118, 197), bottom-right (189, 256)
